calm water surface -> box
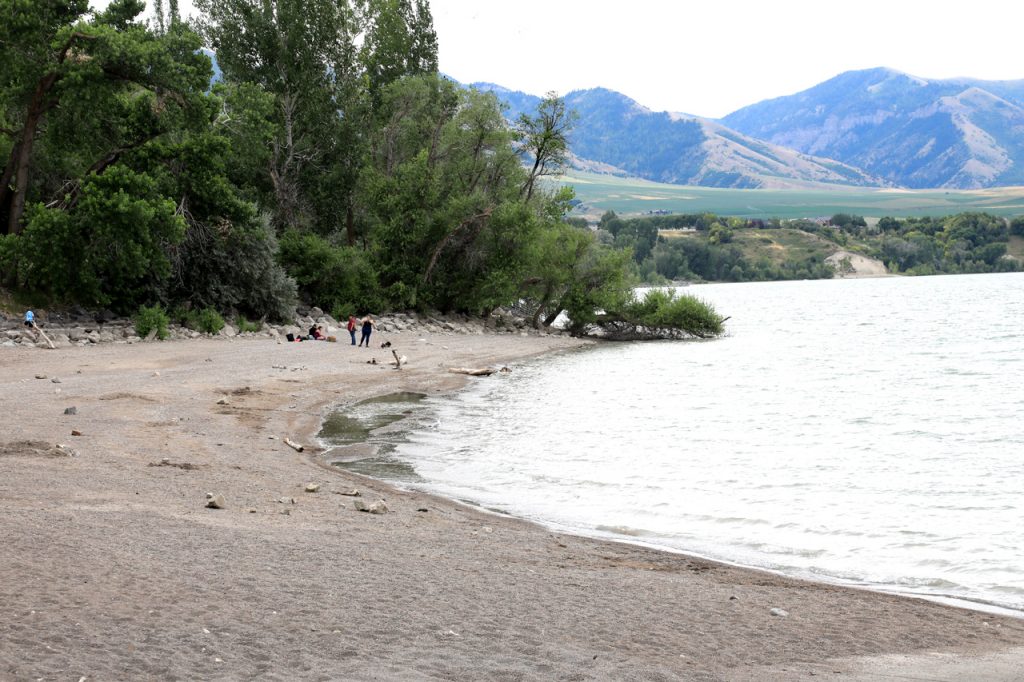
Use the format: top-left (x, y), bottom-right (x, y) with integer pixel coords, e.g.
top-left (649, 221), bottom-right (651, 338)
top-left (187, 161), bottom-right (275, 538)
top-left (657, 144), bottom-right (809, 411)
top-left (324, 273), bottom-right (1024, 612)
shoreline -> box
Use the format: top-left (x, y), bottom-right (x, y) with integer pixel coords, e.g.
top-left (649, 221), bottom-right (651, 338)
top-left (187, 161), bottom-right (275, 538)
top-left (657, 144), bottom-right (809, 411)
top-left (3, 333), bottom-right (1024, 680)
top-left (315, 346), bottom-right (1024, 624)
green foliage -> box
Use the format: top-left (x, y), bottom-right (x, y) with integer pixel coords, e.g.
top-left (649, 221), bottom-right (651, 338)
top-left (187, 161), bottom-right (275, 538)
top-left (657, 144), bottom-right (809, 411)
top-left (1, 2), bottom-right (703, 338)
top-left (278, 231), bottom-right (382, 314)
top-left (581, 288), bottom-right (725, 340)
top-left (194, 307), bottom-right (225, 334)
top-left (623, 288), bottom-right (724, 337)
top-left (5, 167), bottom-right (185, 310)
top-left (134, 303), bottom-right (170, 340)
top-left (236, 316), bottom-right (262, 333)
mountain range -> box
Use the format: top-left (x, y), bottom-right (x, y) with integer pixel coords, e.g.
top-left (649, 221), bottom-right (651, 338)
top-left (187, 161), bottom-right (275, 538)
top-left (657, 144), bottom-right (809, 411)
top-left (474, 67), bottom-right (1024, 190)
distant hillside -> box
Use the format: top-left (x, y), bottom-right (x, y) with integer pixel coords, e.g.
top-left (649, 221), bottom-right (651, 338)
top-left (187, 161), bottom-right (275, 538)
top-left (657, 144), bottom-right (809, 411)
top-left (471, 83), bottom-right (883, 190)
top-left (721, 68), bottom-right (1024, 189)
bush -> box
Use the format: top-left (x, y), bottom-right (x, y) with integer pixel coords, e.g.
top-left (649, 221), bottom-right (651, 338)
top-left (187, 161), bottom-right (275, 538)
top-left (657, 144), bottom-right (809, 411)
top-left (134, 304), bottom-right (170, 340)
top-left (278, 231), bottom-right (382, 313)
top-left (170, 213), bottom-right (297, 323)
top-left (195, 307), bottom-right (225, 334)
top-left (236, 316), bottom-right (262, 333)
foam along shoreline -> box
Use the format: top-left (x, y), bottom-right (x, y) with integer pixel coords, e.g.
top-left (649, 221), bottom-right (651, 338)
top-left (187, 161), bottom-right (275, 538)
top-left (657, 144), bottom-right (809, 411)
top-left (2, 332), bottom-right (1024, 680)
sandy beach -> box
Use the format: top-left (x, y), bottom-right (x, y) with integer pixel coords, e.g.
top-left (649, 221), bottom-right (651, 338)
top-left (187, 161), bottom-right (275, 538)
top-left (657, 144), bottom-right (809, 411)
top-left (2, 331), bottom-right (1023, 681)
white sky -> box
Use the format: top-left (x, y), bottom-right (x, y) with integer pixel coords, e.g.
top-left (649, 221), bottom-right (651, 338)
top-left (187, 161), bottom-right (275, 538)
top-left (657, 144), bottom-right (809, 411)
top-left (430, 0), bottom-right (1024, 117)
top-left (101, 0), bottom-right (1024, 118)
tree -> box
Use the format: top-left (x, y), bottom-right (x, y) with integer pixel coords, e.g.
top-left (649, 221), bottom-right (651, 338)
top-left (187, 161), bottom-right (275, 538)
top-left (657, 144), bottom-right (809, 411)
top-left (196, 0), bottom-right (362, 233)
top-left (585, 288), bottom-right (725, 340)
top-left (516, 92), bottom-right (576, 201)
top-left (361, 0), bottom-right (438, 102)
top-left (0, 0), bottom-right (210, 235)
top-left (359, 75), bottom-right (533, 312)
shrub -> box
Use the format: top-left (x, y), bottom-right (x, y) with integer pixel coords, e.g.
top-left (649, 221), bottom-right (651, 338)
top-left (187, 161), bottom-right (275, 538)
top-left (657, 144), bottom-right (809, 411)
top-left (236, 316), bottom-right (262, 333)
top-left (134, 304), bottom-right (170, 340)
top-left (277, 231), bottom-right (382, 313)
top-left (195, 307), bottom-right (225, 334)
top-left (169, 213), bottom-right (297, 323)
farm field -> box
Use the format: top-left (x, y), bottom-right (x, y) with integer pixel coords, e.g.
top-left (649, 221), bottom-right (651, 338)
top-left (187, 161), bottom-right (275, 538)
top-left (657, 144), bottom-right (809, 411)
top-left (559, 171), bottom-right (1024, 220)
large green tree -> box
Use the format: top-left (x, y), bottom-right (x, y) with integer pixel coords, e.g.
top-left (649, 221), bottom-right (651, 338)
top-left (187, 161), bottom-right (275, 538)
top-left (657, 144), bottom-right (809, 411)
top-left (0, 0), bottom-right (210, 235)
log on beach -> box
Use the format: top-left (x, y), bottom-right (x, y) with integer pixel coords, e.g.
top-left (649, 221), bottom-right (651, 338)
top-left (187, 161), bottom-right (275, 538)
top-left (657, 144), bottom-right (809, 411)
top-left (447, 366), bottom-right (496, 376)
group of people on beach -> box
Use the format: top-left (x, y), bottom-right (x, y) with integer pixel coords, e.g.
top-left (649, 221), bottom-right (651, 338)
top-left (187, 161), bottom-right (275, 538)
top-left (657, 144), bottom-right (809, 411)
top-left (27, 306), bottom-right (382, 348)
top-left (347, 314), bottom-right (376, 347)
top-left (300, 314), bottom-right (377, 345)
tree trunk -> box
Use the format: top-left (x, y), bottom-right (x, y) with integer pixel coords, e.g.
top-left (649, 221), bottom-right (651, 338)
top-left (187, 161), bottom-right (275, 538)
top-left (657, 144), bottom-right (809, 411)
top-left (541, 305), bottom-right (564, 328)
top-left (346, 204), bottom-right (355, 246)
top-left (531, 283), bottom-right (553, 329)
top-left (1, 33), bottom-right (94, 234)
top-left (3, 77), bottom-right (56, 234)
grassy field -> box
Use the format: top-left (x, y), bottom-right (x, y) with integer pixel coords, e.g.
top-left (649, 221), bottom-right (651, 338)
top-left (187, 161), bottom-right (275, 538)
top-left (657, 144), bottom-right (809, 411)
top-left (559, 171), bottom-right (1024, 220)
top-left (662, 228), bottom-right (842, 266)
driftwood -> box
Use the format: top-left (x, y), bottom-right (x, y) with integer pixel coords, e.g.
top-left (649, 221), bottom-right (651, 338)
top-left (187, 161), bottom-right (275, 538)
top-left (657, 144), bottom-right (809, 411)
top-left (390, 350), bottom-right (405, 369)
top-left (31, 322), bottom-right (55, 349)
top-left (284, 438), bottom-right (304, 452)
top-left (447, 367), bottom-right (496, 376)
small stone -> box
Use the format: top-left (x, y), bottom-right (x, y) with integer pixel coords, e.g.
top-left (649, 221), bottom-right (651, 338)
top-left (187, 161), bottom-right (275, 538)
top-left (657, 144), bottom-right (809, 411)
top-left (35, 374), bottom-right (47, 380)
top-left (277, 497), bottom-right (296, 505)
top-left (206, 494), bottom-right (226, 509)
top-left (63, 407), bottom-right (77, 415)
top-left (353, 498), bottom-right (369, 512)
top-left (338, 489), bottom-right (361, 497)
top-left (162, 458), bottom-right (171, 465)
top-left (152, 371), bottom-right (160, 377)
top-left (770, 608), bottom-right (789, 618)
top-left (416, 508), bottom-right (429, 512)
top-left (304, 483), bottom-right (320, 493)
top-left (216, 397), bottom-right (229, 405)
top-left (368, 500), bottom-right (389, 515)
top-left (51, 377), bottom-right (61, 384)
top-left (205, 492), bottom-right (214, 499)
top-left (70, 430), bottom-right (82, 437)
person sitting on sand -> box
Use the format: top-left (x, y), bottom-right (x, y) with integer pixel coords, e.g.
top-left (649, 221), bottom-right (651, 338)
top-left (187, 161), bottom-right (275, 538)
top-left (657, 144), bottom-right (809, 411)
top-left (357, 315), bottom-right (376, 347)
top-left (309, 324), bottom-right (326, 340)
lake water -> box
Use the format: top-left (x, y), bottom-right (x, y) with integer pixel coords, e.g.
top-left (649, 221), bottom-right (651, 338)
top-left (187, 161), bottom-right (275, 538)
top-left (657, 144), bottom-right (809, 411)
top-left (323, 273), bottom-right (1024, 614)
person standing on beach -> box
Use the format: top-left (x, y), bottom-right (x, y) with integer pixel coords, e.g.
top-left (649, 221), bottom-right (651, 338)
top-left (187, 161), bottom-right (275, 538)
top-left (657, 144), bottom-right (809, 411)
top-left (347, 315), bottom-right (358, 345)
top-left (358, 315), bottom-right (376, 347)
top-left (24, 310), bottom-right (34, 328)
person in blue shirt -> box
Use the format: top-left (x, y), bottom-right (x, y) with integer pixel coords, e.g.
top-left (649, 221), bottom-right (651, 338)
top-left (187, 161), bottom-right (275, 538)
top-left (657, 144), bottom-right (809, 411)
top-left (24, 310), bottom-right (34, 328)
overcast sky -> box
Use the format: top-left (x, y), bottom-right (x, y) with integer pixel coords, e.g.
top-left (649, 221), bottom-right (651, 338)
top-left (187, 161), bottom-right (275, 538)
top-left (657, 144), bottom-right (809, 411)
top-left (430, 0), bottom-right (1023, 117)
top-left (106, 0), bottom-right (1023, 118)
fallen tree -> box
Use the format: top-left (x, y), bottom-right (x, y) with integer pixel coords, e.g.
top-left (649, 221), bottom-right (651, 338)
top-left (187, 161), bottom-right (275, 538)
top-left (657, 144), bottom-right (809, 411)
top-left (571, 288), bottom-right (726, 341)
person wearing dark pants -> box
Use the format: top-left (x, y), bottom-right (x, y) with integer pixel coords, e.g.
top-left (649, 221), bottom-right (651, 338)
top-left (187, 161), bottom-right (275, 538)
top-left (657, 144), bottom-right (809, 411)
top-left (358, 315), bottom-right (376, 347)
top-left (347, 315), bottom-right (358, 345)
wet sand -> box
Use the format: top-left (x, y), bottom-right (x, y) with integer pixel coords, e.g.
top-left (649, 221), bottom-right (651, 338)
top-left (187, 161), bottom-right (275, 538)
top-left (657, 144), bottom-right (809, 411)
top-left (1, 333), bottom-right (1023, 681)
